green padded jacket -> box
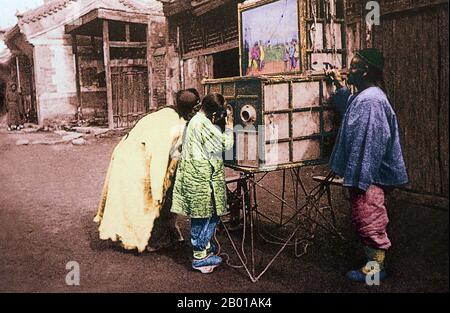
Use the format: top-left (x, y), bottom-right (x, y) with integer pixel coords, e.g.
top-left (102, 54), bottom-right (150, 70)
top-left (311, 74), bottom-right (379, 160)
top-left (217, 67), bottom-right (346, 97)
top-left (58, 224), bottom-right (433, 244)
top-left (171, 111), bottom-right (234, 218)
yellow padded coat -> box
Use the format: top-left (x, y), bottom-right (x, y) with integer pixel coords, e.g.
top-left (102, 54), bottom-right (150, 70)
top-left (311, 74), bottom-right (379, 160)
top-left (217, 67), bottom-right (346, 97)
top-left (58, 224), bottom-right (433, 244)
top-left (94, 108), bottom-right (186, 252)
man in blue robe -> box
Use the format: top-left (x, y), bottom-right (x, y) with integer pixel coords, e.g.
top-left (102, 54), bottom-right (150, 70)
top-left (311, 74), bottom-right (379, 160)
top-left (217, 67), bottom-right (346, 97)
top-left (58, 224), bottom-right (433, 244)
top-left (327, 48), bottom-right (408, 282)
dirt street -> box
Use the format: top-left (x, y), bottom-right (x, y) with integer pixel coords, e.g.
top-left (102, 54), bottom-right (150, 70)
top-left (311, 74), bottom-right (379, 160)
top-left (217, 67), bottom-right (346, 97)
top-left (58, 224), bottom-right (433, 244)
top-left (0, 131), bottom-right (448, 293)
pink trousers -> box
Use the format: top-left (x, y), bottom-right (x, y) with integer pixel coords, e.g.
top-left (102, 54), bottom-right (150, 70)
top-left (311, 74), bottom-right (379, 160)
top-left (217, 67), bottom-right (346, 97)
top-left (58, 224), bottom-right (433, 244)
top-left (350, 185), bottom-right (391, 250)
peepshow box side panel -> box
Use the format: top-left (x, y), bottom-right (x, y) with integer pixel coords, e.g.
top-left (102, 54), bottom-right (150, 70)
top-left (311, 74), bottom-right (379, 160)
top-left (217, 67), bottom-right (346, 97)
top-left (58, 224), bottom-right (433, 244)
top-left (260, 76), bottom-right (338, 168)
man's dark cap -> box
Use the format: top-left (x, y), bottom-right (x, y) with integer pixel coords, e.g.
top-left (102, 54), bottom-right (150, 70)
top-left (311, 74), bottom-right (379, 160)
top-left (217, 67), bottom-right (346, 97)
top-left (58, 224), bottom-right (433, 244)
top-left (356, 48), bottom-right (385, 71)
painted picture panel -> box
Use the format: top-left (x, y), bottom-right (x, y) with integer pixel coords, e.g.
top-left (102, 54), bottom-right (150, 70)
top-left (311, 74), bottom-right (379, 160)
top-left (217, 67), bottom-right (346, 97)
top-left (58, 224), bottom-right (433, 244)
top-left (241, 0), bottom-right (300, 76)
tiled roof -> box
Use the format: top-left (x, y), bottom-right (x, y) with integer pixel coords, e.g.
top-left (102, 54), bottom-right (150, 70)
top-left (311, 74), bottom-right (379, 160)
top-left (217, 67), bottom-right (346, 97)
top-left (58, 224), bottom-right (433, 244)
top-left (17, 0), bottom-right (152, 25)
top-left (118, 0), bottom-right (140, 10)
top-left (19, 0), bottom-right (78, 24)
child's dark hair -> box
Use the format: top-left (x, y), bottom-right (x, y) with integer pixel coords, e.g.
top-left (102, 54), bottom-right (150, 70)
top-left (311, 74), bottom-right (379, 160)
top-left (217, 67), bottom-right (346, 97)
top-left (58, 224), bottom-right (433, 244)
top-left (202, 93), bottom-right (227, 132)
top-left (186, 88), bottom-right (200, 104)
top-left (201, 93), bottom-right (225, 119)
top-left (175, 89), bottom-right (200, 120)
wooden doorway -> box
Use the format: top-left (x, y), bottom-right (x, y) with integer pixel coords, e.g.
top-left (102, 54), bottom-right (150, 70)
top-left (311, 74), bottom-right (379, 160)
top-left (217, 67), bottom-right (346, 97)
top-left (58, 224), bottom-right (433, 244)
top-left (111, 65), bottom-right (148, 128)
top-left (65, 9), bottom-right (152, 129)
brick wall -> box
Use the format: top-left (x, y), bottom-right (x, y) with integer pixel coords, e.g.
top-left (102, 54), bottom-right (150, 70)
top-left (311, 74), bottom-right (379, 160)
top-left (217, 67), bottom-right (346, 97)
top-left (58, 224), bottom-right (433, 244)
top-left (33, 43), bottom-right (78, 126)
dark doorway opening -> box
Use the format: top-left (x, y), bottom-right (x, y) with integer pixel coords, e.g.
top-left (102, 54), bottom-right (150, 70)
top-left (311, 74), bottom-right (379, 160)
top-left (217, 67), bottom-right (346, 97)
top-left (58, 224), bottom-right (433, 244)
top-left (213, 48), bottom-right (240, 79)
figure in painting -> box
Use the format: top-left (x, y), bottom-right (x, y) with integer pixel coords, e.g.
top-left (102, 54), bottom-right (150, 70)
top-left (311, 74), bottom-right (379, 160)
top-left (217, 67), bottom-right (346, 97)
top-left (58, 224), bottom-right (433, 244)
top-left (259, 40), bottom-right (265, 71)
top-left (283, 42), bottom-right (290, 71)
top-left (250, 42), bottom-right (261, 72)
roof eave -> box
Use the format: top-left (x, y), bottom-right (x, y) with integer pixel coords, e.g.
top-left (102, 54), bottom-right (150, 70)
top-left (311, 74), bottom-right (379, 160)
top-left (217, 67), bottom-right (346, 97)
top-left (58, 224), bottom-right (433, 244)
top-left (3, 25), bottom-right (22, 44)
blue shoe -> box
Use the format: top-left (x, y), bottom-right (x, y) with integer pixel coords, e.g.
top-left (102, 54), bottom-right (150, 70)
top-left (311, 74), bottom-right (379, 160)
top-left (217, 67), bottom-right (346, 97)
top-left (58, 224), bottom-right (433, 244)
top-left (192, 255), bottom-right (223, 274)
top-left (346, 269), bottom-right (387, 282)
